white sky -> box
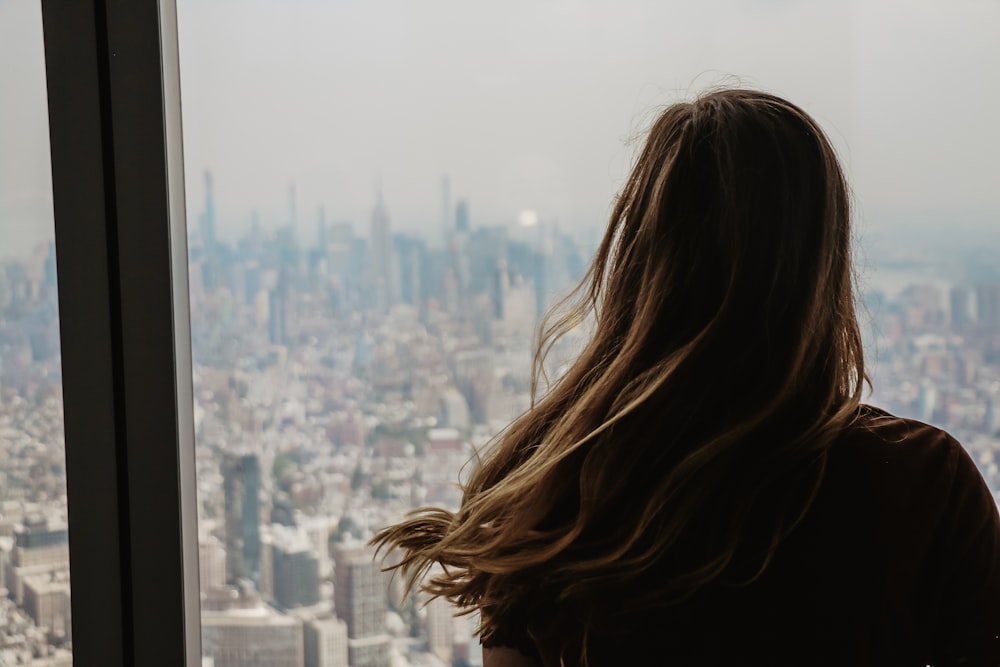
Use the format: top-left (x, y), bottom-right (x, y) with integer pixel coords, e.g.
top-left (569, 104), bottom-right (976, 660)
top-left (2, 0), bottom-right (999, 258)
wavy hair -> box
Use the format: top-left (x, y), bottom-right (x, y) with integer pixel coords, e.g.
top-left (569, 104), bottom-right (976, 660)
top-left (371, 88), bottom-right (868, 662)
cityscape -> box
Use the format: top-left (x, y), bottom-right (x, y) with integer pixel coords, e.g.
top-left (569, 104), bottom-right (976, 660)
top-left (0, 172), bottom-right (998, 666)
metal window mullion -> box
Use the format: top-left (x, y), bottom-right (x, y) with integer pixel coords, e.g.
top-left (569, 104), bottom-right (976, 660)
top-left (43, 0), bottom-right (200, 665)
top-left (42, 1), bottom-right (129, 664)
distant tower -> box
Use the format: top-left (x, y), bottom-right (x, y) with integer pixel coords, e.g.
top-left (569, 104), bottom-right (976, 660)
top-left (268, 269), bottom-right (289, 346)
top-left (491, 259), bottom-right (508, 320)
top-left (317, 206), bottom-right (328, 253)
top-left (917, 379), bottom-right (937, 424)
top-left (987, 396), bottom-right (1000, 436)
top-left (976, 284), bottom-right (1000, 333)
top-left (202, 170), bottom-right (217, 254)
top-left (223, 453), bottom-right (261, 587)
top-left (442, 176), bottom-right (452, 245)
top-left (950, 286), bottom-right (971, 329)
top-left (369, 187), bottom-right (393, 312)
top-left (455, 199), bottom-right (470, 233)
top-left (289, 183), bottom-right (298, 239)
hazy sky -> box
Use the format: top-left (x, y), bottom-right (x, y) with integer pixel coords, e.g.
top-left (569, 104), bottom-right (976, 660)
top-left (3, 0), bottom-right (999, 259)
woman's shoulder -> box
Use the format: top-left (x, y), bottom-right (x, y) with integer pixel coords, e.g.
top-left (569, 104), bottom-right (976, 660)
top-left (822, 403), bottom-right (995, 538)
top-left (811, 404), bottom-right (988, 541)
top-left (833, 403), bottom-right (968, 472)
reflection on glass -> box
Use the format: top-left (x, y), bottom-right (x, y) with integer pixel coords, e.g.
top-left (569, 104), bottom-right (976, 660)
top-left (178, 2), bottom-right (1000, 666)
top-left (0, 2), bottom-right (73, 664)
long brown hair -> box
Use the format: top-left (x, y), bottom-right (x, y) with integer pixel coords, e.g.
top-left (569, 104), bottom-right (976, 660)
top-left (372, 88), bottom-right (868, 661)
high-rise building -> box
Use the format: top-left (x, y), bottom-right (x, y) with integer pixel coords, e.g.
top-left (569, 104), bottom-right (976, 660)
top-left (976, 283), bottom-right (1000, 332)
top-left (425, 594), bottom-right (455, 663)
top-left (14, 516), bottom-right (68, 549)
top-left (441, 176), bottom-right (452, 245)
top-left (288, 182), bottom-right (298, 241)
top-left (369, 188), bottom-right (394, 312)
top-left (272, 527), bottom-right (321, 610)
top-left (333, 544), bottom-right (390, 667)
top-left (303, 615), bottom-right (349, 667)
top-left (950, 285), bottom-right (972, 328)
top-left (269, 269), bottom-right (290, 346)
top-left (455, 199), bottom-right (470, 233)
top-left (223, 453), bottom-right (261, 587)
top-left (23, 574), bottom-right (71, 640)
top-left (5, 517), bottom-right (70, 606)
top-left (394, 234), bottom-right (424, 307)
top-left (491, 260), bottom-right (508, 320)
top-left (199, 534), bottom-right (226, 595)
top-left (202, 588), bottom-right (304, 667)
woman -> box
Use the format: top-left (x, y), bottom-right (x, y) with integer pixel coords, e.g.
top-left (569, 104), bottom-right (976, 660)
top-left (372, 89), bottom-right (1000, 665)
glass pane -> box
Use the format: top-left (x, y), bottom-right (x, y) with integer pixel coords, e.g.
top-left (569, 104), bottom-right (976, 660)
top-left (177, 2), bottom-right (999, 666)
top-left (0, 2), bottom-right (73, 664)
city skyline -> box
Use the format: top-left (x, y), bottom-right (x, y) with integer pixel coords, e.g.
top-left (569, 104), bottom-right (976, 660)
top-left (2, 0), bottom-right (1000, 663)
top-left (4, 0), bottom-right (1000, 260)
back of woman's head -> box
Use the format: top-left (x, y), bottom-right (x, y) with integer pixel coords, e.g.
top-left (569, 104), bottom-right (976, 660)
top-left (373, 88), bottom-right (868, 660)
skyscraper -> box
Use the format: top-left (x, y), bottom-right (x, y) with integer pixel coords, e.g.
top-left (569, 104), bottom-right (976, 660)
top-left (303, 615), bottom-right (349, 667)
top-left (202, 589), bottom-right (305, 667)
top-left (976, 283), bottom-right (1000, 333)
top-left (441, 175), bottom-right (452, 245)
top-left (950, 285), bottom-right (972, 329)
top-left (455, 199), bottom-right (470, 233)
top-left (425, 594), bottom-right (455, 663)
top-left (223, 453), bottom-right (261, 587)
top-left (369, 188), bottom-right (394, 312)
top-left (333, 544), bottom-right (390, 667)
top-left (271, 527), bottom-right (321, 609)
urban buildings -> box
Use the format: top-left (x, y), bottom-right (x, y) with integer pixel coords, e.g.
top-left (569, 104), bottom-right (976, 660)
top-left (223, 453), bottom-right (262, 587)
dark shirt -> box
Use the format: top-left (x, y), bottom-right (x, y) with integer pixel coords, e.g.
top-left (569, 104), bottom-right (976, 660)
top-left (484, 407), bottom-right (1000, 665)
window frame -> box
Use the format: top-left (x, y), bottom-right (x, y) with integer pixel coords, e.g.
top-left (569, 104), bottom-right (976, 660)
top-left (41, 0), bottom-right (200, 664)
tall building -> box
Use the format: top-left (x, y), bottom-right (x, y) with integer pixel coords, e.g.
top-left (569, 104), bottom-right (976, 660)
top-left (199, 534), bottom-right (226, 595)
top-left (288, 182), bottom-right (298, 242)
top-left (369, 188), bottom-right (394, 312)
top-left (303, 615), bottom-right (349, 667)
top-left (394, 234), bottom-right (424, 307)
top-left (23, 574), bottom-right (71, 640)
top-left (269, 269), bottom-right (290, 346)
top-left (14, 516), bottom-right (67, 549)
top-left (333, 544), bottom-right (390, 667)
top-left (425, 594), bottom-right (455, 663)
top-left (951, 285), bottom-right (972, 328)
top-left (976, 283), bottom-right (1000, 332)
top-left (223, 453), bottom-right (261, 587)
top-left (491, 260), bottom-right (508, 320)
top-left (272, 527), bottom-right (321, 610)
top-left (441, 175), bottom-right (452, 246)
top-left (5, 517), bottom-right (70, 606)
top-left (202, 588), bottom-right (304, 667)
top-left (455, 199), bottom-right (470, 233)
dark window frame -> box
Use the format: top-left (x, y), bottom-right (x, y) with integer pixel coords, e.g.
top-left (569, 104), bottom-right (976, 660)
top-left (42, 0), bottom-right (200, 664)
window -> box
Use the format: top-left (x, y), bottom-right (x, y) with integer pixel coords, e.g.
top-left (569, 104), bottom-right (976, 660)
top-left (0, 3), bottom-right (72, 663)
top-left (27, 0), bottom-right (1000, 664)
top-left (175, 2), bottom-right (1000, 666)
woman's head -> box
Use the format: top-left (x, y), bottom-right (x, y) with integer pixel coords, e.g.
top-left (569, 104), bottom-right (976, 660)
top-left (593, 89), bottom-right (860, 408)
top-left (372, 88), bottom-right (868, 662)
